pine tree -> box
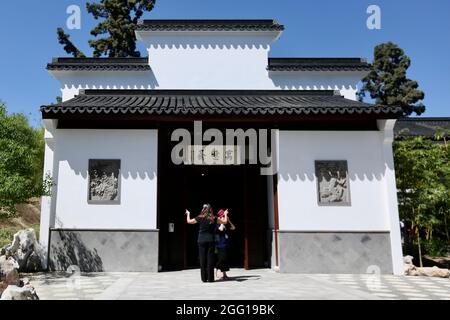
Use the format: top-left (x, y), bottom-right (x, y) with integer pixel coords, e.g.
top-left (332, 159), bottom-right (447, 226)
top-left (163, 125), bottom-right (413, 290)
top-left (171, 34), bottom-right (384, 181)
top-left (359, 42), bottom-right (425, 116)
top-left (57, 0), bottom-right (156, 58)
top-left (57, 28), bottom-right (86, 58)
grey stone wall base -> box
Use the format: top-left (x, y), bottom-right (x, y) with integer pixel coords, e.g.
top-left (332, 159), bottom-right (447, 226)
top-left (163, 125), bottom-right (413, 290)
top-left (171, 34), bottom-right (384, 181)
top-left (279, 231), bottom-right (393, 274)
top-left (49, 229), bottom-right (159, 272)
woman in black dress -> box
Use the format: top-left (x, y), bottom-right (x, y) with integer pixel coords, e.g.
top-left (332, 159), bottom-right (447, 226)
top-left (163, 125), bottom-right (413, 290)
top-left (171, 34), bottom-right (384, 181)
top-left (215, 209), bottom-right (235, 280)
top-left (185, 204), bottom-right (228, 282)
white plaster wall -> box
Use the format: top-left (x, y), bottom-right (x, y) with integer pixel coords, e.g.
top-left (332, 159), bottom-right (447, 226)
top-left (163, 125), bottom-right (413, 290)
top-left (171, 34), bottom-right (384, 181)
top-left (51, 71), bottom-right (157, 102)
top-left (54, 69), bottom-right (363, 102)
top-left (53, 130), bottom-right (158, 229)
top-left (50, 33), bottom-right (366, 100)
top-left (141, 34), bottom-right (275, 89)
top-left (278, 131), bottom-right (390, 231)
top-left (269, 71), bottom-right (366, 100)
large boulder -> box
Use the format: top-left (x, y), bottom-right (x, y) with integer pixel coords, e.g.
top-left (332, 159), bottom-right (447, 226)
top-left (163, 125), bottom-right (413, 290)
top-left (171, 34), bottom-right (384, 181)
top-left (3, 228), bottom-right (45, 272)
top-left (25, 251), bottom-right (44, 272)
top-left (416, 266), bottom-right (450, 278)
top-left (0, 284), bottom-right (39, 300)
top-left (0, 255), bottom-right (20, 291)
top-left (404, 255), bottom-right (450, 278)
top-left (4, 269), bottom-right (20, 286)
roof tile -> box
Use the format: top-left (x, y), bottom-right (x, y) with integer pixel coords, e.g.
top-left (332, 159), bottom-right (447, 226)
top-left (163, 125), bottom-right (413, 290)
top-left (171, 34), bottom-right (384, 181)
top-left (136, 19), bottom-right (284, 32)
top-left (41, 90), bottom-right (402, 118)
top-left (268, 58), bottom-right (371, 71)
top-left (47, 57), bottom-right (151, 71)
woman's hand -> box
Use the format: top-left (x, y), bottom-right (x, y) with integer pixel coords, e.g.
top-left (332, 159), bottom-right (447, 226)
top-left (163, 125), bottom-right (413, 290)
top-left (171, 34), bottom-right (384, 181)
top-left (185, 209), bottom-right (190, 215)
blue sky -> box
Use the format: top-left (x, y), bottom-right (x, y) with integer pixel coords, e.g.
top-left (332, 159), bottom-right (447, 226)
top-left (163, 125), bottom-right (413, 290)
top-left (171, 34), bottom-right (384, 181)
top-left (0, 0), bottom-right (449, 126)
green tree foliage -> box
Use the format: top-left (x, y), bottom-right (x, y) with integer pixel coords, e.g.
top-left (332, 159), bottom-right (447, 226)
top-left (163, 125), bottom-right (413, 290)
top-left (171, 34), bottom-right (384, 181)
top-left (57, 0), bottom-right (156, 58)
top-left (57, 28), bottom-right (86, 58)
top-left (394, 136), bottom-right (450, 265)
top-left (434, 126), bottom-right (450, 150)
top-left (0, 103), bottom-right (48, 217)
top-left (359, 42), bottom-right (425, 116)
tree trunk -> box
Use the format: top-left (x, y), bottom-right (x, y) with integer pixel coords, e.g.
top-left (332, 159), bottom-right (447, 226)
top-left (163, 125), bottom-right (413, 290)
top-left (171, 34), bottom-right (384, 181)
top-left (417, 228), bottom-right (423, 268)
top-left (444, 212), bottom-right (450, 242)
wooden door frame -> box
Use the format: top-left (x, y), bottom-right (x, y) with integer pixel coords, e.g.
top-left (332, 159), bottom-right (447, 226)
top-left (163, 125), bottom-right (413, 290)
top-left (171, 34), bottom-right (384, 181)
top-left (243, 168), bottom-right (249, 270)
top-left (273, 174), bottom-right (280, 268)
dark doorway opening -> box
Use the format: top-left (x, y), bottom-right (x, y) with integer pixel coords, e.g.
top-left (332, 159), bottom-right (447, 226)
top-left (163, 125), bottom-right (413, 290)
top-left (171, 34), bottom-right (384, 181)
top-left (157, 127), bottom-right (270, 271)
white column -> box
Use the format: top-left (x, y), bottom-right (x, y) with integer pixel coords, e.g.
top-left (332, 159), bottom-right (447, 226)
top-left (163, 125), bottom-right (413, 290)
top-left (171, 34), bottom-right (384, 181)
top-left (39, 119), bottom-right (57, 267)
top-left (378, 119), bottom-right (404, 275)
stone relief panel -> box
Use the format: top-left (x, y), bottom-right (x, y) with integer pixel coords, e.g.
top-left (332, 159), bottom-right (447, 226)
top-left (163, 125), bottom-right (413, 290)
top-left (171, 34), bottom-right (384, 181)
top-left (315, 160), bottom-right (351, 206)
top-left (88, 159), bottom-right (121, 203)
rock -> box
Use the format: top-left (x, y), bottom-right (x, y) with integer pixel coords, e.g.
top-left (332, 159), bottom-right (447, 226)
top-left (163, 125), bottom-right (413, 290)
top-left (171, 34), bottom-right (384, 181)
top-left (21, 277), bottom-right (30, 286)
top-left (4, 269), bottom-right (20, 286)
top-left (0, 281), bottom-right (7, 298)
top-left (405, 266), bottom-right (419, 276)
top-left (416, 266), bottom-right (450, 278)
top-left (25, 251), bottom-right (44, 272)
top-left (403, 255), bottom-right (450, 278)
top-left (404, 265), bottom-right (417, 276)
top-left (403, 255), bottom-right (417, 275)
top-left (0, 284), bottom-right (39, 300)
top-left (403, 255), bottom-right (414, 265)
top-left (0, 255), bottom-right (19, 280)
top-left (4, 228), bottom-right (45, 272)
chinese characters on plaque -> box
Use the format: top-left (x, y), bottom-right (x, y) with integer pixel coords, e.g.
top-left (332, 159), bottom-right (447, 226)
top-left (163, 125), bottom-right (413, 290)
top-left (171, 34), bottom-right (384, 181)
top-left (185, 145), bottom-right (241, 165)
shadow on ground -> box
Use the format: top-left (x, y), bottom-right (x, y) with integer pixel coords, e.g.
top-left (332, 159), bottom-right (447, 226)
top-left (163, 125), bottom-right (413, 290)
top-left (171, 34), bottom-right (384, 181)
top-left (216, 275), bottom-right (261, 282)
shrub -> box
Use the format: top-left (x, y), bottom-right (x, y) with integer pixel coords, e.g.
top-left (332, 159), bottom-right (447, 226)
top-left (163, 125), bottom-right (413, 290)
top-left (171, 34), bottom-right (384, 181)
top-left (423, 239), bottom-right (450, 257)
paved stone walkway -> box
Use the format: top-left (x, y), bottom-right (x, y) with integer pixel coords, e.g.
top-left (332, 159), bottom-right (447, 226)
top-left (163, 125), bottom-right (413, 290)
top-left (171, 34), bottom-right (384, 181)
top-left (28, 269), bottom-right (450, 300)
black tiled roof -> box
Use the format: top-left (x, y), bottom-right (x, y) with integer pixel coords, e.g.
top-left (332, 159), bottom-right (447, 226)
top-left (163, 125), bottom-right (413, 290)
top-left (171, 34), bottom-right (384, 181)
top-left (395, 118), bottom-right (450, 138)
top-left (47, 57), bottom-right (371, 72)
top-left (41, 90), bottom-right (402, 118)
top-left (136, 19), bottom-right (284, 32)
top-left (47, 57), bottom-right (151, 71)
top-left (268, 58), bottom-right (371, 71)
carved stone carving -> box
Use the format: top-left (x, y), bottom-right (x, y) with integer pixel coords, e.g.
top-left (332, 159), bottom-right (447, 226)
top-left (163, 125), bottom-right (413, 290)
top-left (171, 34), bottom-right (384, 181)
top-left (315, 160), bottom-right (350, 205)
top-left (88, 159), bottom-right (120, 203)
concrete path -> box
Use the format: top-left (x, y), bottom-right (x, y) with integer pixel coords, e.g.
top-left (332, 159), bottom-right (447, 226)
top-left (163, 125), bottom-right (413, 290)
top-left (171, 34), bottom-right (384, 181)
top-left (28, 268), bottom-right (450, 300)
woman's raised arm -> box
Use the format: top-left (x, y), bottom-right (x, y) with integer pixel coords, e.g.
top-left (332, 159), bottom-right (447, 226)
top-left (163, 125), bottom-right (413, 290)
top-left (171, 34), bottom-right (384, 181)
top-left (185, 209), bottom-right (197, 224)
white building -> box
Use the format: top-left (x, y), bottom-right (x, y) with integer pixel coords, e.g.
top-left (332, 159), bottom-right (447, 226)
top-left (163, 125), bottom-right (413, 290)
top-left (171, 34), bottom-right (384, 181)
top-left (40, 19), bottom-right (404, 274)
